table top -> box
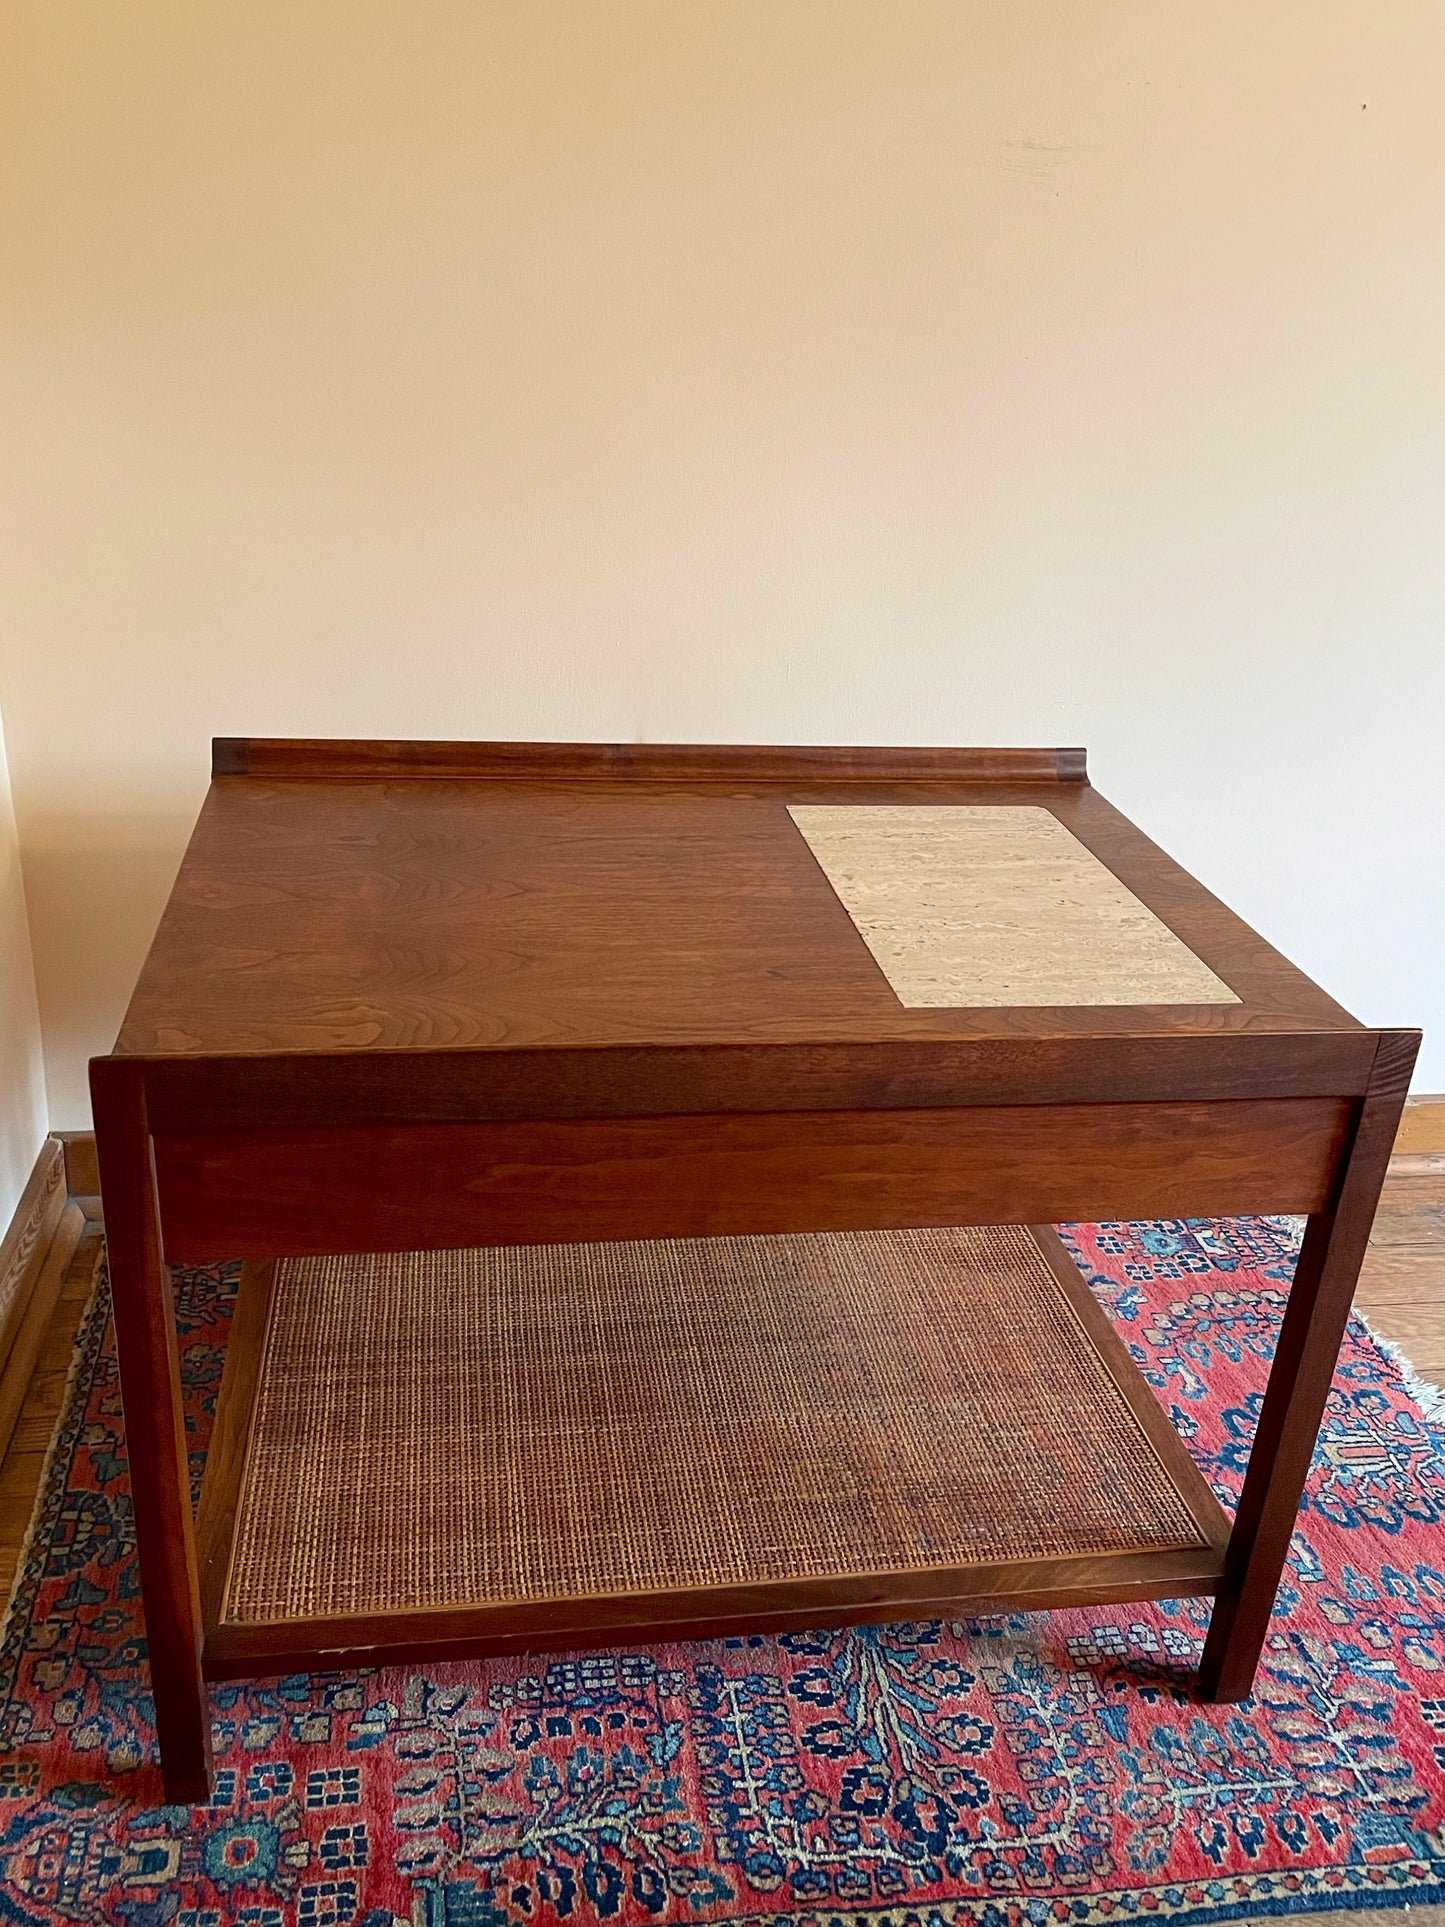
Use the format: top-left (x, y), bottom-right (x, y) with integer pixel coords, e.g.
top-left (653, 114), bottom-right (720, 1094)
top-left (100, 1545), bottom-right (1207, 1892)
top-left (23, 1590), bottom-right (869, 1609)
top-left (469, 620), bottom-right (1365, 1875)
top-left (106, 740), bottom-right (1376, 1127)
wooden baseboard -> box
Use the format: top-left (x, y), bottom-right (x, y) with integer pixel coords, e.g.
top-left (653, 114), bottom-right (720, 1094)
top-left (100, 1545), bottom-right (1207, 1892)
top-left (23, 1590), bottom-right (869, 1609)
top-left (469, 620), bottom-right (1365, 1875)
top-left (54, 1130), bottom-right (101, 1220)
top-left (0, 1140), bottom-right (86, 1462)
top-left (0, 1142), bottom-right (64, 1340)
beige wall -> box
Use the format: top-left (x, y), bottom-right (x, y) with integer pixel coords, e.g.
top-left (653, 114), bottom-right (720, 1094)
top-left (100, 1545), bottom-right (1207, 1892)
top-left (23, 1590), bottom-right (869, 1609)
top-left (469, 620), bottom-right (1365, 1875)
top-left (2, 1), bottom-right (1442, 1126)
top-left (0, 708), bottom-right (47, 1222)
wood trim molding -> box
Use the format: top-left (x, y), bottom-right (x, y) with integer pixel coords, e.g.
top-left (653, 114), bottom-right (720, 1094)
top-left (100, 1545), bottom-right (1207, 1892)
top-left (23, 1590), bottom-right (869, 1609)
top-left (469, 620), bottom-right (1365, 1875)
top-left (54, 1130), bottom-right (101, 1215)
top-left (0, 1138), bottom-right (86, 1462)
top-left (212, 738), bottom-right (1091, 784)
top-left (0, 1141), bottom-right (64, 1343)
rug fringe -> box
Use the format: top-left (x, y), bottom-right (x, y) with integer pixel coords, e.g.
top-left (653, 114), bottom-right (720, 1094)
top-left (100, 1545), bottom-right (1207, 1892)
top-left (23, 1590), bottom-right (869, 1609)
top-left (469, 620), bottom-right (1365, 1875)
top-left (1354, 1307), bottom-right (1445, 1424)
top-left (1278, 1209), bottom-right (1445, 1424)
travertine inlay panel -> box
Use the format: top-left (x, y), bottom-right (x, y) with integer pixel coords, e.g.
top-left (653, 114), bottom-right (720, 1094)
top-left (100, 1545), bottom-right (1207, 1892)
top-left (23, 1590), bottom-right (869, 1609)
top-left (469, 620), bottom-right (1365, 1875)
top-left (788, 805), bottom-right (1239, 1008)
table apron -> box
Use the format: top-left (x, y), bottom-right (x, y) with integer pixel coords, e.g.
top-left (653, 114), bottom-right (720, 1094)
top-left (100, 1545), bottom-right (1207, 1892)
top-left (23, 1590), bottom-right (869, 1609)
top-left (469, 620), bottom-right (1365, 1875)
top-left (151, 1096), bottom-right (1354, 1262)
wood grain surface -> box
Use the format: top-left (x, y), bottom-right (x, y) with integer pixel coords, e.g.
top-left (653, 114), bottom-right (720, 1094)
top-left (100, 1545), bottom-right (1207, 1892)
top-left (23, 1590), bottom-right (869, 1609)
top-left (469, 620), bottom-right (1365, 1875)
top-left (1200, 1028), bottom-right (1418, 1700)
top-left (113, 755), bottom-right (1358, 1066)
top-left (89, 1060), bottom-right (213, 1802)
top-left (150, 1097), bottom-right (1353, 1262)
top-left (213, 739), bottom-right (1090, 783)
top-left (132, 1031), bottom-right (1380, 1136)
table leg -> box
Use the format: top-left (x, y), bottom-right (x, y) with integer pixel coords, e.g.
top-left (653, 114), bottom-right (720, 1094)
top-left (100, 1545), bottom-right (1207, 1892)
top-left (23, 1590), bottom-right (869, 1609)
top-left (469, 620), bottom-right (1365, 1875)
top-left (91, 1061), bottom-right (213, 1802)
top-left (1198, 1030), bottom-right (1418, 1702)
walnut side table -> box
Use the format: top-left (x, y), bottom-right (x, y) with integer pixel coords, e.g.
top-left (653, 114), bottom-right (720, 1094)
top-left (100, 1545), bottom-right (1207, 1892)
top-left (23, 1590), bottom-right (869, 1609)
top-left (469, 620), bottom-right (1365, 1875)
top-left (90, 740), bottom-right (1418, 1802)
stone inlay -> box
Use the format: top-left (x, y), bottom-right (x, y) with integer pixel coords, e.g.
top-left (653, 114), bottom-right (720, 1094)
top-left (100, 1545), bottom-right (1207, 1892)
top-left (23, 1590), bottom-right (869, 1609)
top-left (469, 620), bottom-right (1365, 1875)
top-left (788, 804), bottom-right (1238, 1008)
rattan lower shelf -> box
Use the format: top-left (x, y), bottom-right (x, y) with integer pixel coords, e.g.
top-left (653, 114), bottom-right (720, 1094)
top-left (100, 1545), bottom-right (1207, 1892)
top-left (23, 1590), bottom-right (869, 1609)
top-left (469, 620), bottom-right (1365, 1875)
top-left (197, 1223), bottom-right (1229, 1675)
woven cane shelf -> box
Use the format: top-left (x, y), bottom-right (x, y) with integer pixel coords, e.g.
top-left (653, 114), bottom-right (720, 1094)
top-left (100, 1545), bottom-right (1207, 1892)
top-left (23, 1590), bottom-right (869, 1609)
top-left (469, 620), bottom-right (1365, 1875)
top-left (197, 1223), bottom-right (1229, 1671)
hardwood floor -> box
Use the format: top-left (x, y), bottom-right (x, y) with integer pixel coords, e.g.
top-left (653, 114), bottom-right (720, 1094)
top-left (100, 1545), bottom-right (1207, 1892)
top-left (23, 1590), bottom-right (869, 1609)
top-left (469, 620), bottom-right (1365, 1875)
top-left (0, 1218), bottom-right (101, 1600)
top-left (1354, 1167), bottom-right (1445, 1388)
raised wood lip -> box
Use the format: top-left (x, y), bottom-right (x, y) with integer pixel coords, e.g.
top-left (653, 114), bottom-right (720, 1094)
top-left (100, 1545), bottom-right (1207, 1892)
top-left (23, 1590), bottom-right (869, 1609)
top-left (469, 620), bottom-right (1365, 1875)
top-left (209, 1545), bottom-right (1224, 1639)
top-left (196, 1260), bottom-right (276, 1640)
top-left (1029, 1223), bottom-right (1232, 1555)
top-left (201, 1555), bottom-right (1227, 1678)
top-left (202, 1548), bottom-right (1227, 1675)
top-left (204, 1547), bottom-right (1227, 1659)
top-left (212, 737), bottom-right (1090, 783)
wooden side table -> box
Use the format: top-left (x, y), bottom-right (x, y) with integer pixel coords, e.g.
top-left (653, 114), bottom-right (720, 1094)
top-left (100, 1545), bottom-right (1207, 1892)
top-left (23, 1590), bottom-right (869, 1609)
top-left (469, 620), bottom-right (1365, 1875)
top-left (90, 740), bottom-right (1418, 1802)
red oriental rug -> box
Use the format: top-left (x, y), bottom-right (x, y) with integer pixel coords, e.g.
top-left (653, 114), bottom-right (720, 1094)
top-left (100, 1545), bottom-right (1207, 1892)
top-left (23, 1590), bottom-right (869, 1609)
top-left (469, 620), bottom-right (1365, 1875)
top-left (3, 1218), bottom-right (1445, 1926)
